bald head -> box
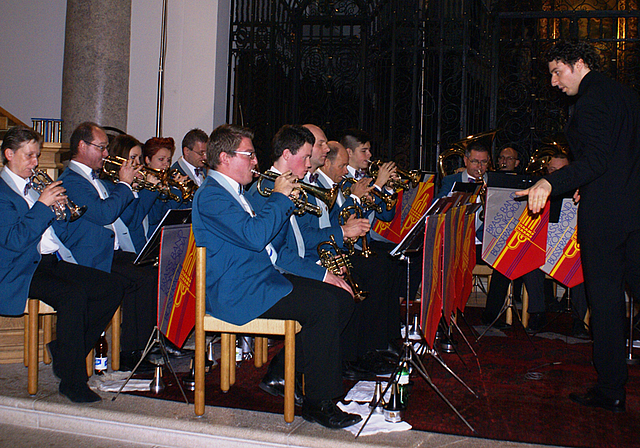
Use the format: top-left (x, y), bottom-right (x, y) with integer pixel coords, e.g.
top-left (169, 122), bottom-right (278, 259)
top-left (321, 140), bottom-right (350, 183)
top-left (303, 124), bottom-right (329, 171)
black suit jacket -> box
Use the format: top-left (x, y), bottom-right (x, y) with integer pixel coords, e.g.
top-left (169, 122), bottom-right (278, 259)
top-left (545, 70), bottom-right (640, 244)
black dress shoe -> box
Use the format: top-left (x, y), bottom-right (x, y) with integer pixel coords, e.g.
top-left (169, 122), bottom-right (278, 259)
top-left (342, 361), bottom-right (372, 381)
top-left (481, 316), bottom-right (511, 330)
top-left (152, 342), bottom-right (194, 358)
top-left (358, 351), bottom-right (396, 376)
top-left (119, 350), bottom-right (156, 374)
top-left (59, 381), bottom-right (101, 403)
top-left (526, 312), bottom-right (547, 333)
top-left (569, 388), bottom-right (625, 413)
top-left (258, 369), bottom-right (304, 406)
top-left (302, 399), bottom-right (362, 429)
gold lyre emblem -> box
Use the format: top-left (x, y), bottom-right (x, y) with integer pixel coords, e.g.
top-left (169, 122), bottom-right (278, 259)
top-left (505, 211), bottom-right (539, 251)
top-left (563, 232), bottom-right (580, 259)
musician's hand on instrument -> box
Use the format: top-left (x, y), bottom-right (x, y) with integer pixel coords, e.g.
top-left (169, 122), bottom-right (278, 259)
top-left (118, 159), bottom-right (138, 185)
top-left (172, 172), bottom-right (189, 183)
top-left (515, 178), bottom-right (552, 214)
top-left (351, 178), bottom-right (373, 198)
top-left (341, 214), bottom-right (370, 239)
top-left (573, 189), bottom-right (580, 204)
top-left (374, 161), bottom-right (396, 189)
top-left (324, 271), bottom-right (354, 297)
top-left (273, 171), bottom-right (298, 197)
top-left (38, 181), bottom-right (66, 207)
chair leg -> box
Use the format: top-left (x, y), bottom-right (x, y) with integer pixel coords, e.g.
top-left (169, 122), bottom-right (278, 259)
top-left (262, 337), bottom-right (268, 365)
top-left (254, 336), bottom-right (264, 368)
top-left (43, 314), bottom-right (53, 364)
top-left (220, 333), bottom-right (231, 392)
top-left (111, 306), bottom-right (121, 371)
top-left (24, 314), bottom-right (30, 367)
top-left (86, 349), bottom-right (94, 377)
top-left (283, 320), bottom-right (296, 423)
top-left (506, 282), bottom-right (513, 325)
top-left (522, 287), bottom-right (530, 328)
top-left (27, 299), bottom-right (39, 395)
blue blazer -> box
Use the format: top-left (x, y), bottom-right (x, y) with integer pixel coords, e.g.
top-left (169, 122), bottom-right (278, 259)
top-left (436, 172), bottom-right (463, 199)
top-left (247, 180), bottom-right (326, 281)
top-left (192, 173), bottom-right (295, 325)
top-left (58, 168), bottom-right (141, 271)
top-left (0, 177), bottom-right (57, 315)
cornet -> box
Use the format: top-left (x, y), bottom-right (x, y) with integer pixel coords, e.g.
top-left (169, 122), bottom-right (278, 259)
top-left (29, 169), bottom-right (87, 222)
top-left (102, 156), bottom-right (181, 202)
top-left (339, 205), bottom-right (375, 258)
top-left (252, 170), bottom-right (338, 217)
top-left (367, 159), bottom-right (422, 190)
top-left (317, 235), bottom-right (368, 302)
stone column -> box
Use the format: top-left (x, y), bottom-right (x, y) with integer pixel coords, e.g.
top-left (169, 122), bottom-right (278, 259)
top-left (61, 0), bottom-right (132, 142)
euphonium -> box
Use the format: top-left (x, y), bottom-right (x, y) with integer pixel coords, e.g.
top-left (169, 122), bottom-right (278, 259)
top-left (252, 170), bottom-right (338, 216)
top-left (102, 156), bottom-right (181, 202)
top-left (29, 169), bottom-right (87, 222)
top-left (339, 205), bottom-right (375, 258)
top-left (317, 235), bottom-right (368, 303)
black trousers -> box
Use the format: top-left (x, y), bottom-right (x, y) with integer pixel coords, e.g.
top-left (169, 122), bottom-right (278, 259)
top-left (111, 251), bottom-right (158, 352)
top-left (28, 255), bottom-right (124, 383)
top-left (483, 268), bottom-right (545, 321)
top-left (260, 275), bottom-right (354, 401)
top-left (344, 241), bottom-right (402, 358)
top-left (580, 227), bottom-right (640, 401)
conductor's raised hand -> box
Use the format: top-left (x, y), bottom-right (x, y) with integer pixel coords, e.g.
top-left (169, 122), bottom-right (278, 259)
top-left (515, 178), bottom-right (552, 214)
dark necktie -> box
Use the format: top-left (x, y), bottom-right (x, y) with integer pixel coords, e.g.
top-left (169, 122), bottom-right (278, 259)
top-left (355, 169), bottom-right (366, 180)
top-left (91, 170), bottom-right (98, 180)
top-left (308, 173), bottom-right (319, 183)
top-left (195, 167), bottom-right (203, 177)
top-left (238, 185), bottom-right (244, 196)
top-left (23, 182), bottom-right (31, 196)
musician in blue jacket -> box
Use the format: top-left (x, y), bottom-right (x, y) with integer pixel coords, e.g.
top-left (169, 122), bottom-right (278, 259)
top-left (0, 126), bottom-right (123, 402)
top-left (59, 122), bottom-right (160, 371)
top-left (192, 124), bottom-right (361, 429)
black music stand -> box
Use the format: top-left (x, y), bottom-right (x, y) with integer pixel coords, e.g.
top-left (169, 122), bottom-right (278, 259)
top-left (357, 209), bottom-right (476, 437)
top-left (134, 208), bottom-right (192, 265)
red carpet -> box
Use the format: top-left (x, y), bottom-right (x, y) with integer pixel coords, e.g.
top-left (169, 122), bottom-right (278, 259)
top-left (131, 310), bottom-right (640, 447)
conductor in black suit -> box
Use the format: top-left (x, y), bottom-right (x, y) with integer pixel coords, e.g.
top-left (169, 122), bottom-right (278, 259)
top-left (518, 40), bottom-right (640, 413)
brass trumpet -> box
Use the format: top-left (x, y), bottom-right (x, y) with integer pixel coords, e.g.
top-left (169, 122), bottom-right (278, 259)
top-left (340, 177), bottom-right (397, 212)
top-left (367, 159), bottom-right (422, 190)
top-left (317, 235), bottom-right (368, 302)
top-left (339, 205), bottom-right (375, 258)
top-left (102, 156), bottom-right (181, 202)
top-left (252, 170), bottom-right (338, 217)
top-left (29, 169), bottom-right (87, 222)
top-left (166, 168), bottom-right (198, 201)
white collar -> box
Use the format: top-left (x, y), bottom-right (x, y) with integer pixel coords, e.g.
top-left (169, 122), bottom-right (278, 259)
top-left (69, 160), bottom-right (96, 178)
top-left (3, 166), bottom-right (30, 194)
top-left (316, 168), bottom-right (334, 186)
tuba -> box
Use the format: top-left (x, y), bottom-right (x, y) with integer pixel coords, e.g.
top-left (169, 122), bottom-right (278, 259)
top-left (317, 235), bottom-right (368, 302)
top-left (252, 170), bottom-right (338, 217)
top-left (525, 135), bottom-right (570, 176)
top-left (29, 169), bottom-right (87, 222)
top-left (437, 129), bottom-right (499, 178)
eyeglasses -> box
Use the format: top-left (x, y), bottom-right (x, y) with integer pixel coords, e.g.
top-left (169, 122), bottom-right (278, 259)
top-left (498, 156), bottom-right (516, 162)
top-left (234, 151), bottom-right (256, 160)
top-left (83, 140), bottom-right (108, 152)
top-left (467, 159), bottom-right (489, 166)
top-left (188, 147), bottom-right (207, 157)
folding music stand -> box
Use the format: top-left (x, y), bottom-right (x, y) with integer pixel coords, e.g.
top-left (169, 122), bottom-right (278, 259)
top-left (134, 208), bottom-right (192, 265)
top-left (357, 208), bottom-right (476, 437)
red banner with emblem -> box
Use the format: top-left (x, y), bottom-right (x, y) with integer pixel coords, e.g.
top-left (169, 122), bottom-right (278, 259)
top-left (373, 176), bottom-right (434, 244)
top-left (157, 225), bottom-right (197, 347)
top-left (421, 213), bottom-right (445, 347)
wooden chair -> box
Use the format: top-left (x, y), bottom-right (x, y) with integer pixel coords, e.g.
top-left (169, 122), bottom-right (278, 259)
top-left (24, 299), bottom-right (121, 395)
top-left (194, 246), bottom-right (301, 423)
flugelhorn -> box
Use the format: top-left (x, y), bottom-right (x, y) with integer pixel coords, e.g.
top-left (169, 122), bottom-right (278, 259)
top-left (340, 177), bottom-right (397, 212)
top-left (368, 159), bottom-right (422, 190)
top-left (102, 156), bottom-right (181, 202)
top-left (317, 235), bottom-right (368, 302)
top-left (29, 169), bottom-right (87, 222)
top-left (252, 170), bottom-right (338, 217)
top-left (339, 205), bottom-right (375, 258)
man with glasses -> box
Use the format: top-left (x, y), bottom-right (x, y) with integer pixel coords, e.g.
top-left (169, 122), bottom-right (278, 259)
top-left (193, 124), bottom-right (361, 429)
top-left (172, 128), bottom-right (208, 186)
top-left (497, 145), bottom-right (521, 172)
top-left (436, 142), bottom-right (490, 199)
top-left (58, 122), bottom-right (160, 372)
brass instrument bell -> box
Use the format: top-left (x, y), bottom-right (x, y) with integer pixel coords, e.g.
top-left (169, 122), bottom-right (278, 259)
top-left (317, 235), bottom-right (368, 302)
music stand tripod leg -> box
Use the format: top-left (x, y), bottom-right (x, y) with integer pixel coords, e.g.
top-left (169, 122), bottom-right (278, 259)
top-left (112, 326), bottom-right (189, 404)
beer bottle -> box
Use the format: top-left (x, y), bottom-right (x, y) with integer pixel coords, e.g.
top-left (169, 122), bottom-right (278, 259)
top-left (94, 331), bottom-right (108, 375)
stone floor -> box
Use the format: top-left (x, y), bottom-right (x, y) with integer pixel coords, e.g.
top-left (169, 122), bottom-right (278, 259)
top-left (0, 280), bottom-right (555, 447)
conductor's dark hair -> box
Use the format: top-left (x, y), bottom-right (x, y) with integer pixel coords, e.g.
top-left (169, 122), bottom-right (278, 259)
top-left (546, 40), bottom-right (601, 71)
